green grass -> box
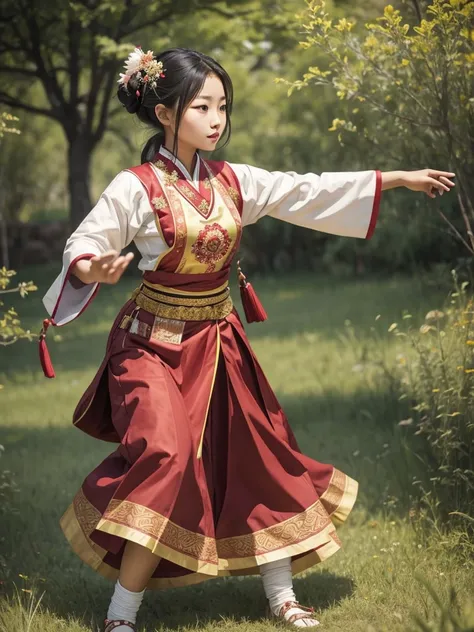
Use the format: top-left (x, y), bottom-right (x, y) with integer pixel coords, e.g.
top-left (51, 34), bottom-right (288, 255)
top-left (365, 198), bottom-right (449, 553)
top-left (0, 266), bottom-right (473, 631)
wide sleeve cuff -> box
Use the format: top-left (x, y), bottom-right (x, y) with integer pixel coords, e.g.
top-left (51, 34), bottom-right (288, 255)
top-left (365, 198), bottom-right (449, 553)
top-left (42, 253), bottom-right (99, 326)
top-left (365, 169), bottom-right (382, 239)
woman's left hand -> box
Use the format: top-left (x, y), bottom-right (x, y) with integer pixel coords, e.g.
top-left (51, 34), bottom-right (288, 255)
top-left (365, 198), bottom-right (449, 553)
top-left (403, 169), bottom-right (456, 198)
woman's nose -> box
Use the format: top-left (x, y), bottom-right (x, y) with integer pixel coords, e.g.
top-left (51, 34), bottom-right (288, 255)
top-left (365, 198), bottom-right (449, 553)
top-left (211, 112), bottom-right (221, 128)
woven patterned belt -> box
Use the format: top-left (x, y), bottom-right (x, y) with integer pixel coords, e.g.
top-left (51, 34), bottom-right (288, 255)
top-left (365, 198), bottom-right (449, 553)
top-left (130, 285), bottom-right (234, 321)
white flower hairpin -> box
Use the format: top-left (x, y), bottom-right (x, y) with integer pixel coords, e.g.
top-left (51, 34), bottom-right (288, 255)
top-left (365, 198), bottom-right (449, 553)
top-left (118, 46), bottom-right (166, 97)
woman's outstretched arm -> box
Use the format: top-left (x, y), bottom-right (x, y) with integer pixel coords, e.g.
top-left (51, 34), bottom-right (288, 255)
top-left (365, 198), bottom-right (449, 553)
top-left (381, 169), bottom-right (455, 197)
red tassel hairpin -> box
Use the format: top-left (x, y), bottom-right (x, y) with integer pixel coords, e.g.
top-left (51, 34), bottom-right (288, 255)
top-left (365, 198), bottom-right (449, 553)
top-left (237, 260), bottom-right (267, 324)
top-left (38, 318), bottom-right (56, 379)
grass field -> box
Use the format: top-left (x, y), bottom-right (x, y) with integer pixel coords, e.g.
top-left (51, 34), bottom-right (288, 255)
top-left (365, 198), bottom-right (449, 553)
top-left (0, 266), bottom-right (473, 631)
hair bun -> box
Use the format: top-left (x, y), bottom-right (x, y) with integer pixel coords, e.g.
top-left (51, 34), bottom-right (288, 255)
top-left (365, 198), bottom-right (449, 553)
top-left (117, 82), bottom-right (141, 114)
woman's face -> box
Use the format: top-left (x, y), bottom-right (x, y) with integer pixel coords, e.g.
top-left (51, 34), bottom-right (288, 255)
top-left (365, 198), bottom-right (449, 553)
top-left (158, 74), bottom-right (228, 153)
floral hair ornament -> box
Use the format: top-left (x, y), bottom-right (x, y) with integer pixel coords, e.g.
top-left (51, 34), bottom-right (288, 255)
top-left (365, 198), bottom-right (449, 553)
top-left (117, 46), bottom-right (166, 97)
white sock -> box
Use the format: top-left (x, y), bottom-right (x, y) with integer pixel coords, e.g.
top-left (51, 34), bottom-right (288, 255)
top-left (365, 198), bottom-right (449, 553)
top-left (106, 579), bottom-right (145, 630)
top-left (260, 558), bottom-right (320, 627)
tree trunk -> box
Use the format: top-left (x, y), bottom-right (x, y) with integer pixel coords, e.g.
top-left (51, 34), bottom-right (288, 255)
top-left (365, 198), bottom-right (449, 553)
top-left (68, 135), bottom-right (93, 230)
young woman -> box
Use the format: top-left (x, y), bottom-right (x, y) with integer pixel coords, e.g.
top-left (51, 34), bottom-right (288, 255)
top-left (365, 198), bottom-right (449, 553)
top-left (41, 47), bottom-right (455, 632)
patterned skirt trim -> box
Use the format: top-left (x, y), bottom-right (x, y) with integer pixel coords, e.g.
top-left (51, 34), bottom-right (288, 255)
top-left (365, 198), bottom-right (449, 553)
top-left (60, 470), bottom-right (357, 590)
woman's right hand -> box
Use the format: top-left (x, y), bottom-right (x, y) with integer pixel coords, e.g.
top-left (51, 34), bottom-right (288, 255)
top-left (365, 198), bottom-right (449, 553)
top-left (72, 250), bottom-right (134, 285)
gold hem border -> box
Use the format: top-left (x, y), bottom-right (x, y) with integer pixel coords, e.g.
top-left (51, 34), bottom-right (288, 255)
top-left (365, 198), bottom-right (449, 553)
top-left (61, 506), bottom-right (343, 589)
top-left (333, 475), bottom-right (358, 525)
top-left (95, 517), bottom-right (219, 576)
top-left (60, 468), bottom-right (357, 590)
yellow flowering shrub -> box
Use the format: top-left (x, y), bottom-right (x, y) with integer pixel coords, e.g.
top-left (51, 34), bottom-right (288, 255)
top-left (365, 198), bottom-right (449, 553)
top-left (283, 0), bottom-right (474, 254)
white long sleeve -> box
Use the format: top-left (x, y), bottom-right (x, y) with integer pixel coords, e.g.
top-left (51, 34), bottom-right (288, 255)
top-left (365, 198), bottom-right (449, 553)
top-left (229, 164), bottom-right (381, 239)
top-left (42, 171), bottom-right (162, 326)
top-left (43, 159), bottom-right (382, 327)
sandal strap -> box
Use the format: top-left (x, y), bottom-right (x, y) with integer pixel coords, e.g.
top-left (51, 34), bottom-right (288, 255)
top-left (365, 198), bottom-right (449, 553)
top-left (104, 619), bottom-right (136, 631)
top-left (278, 601), bottom-right (316, 618)
top-left (287, 612), bottom-right (319, 625)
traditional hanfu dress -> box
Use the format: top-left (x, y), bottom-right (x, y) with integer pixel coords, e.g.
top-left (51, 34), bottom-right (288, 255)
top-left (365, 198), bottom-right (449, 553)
top-left (42, 146), bottom-right (382, 589)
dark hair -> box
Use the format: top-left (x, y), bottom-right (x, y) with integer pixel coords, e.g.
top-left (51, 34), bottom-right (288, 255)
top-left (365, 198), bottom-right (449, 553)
top-left (117, 47), bottom-right (233, 164)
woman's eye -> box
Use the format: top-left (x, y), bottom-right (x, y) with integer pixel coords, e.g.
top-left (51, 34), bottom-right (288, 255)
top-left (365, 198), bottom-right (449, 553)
top-left (195, 105), bottom-right (208, 111)
top-left (220, 105), bottom-right (227, 112)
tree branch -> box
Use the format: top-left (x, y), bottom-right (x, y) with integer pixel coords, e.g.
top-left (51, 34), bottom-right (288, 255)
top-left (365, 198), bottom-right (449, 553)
top-left (0, 66), bottom-right (39, 77)
top-left (68, 8), bottom-right (80, 107)
top-left (0, 91), bottom-right (57, 119)
top-left (93, 59), bottom-right (119, 143)
top-left (120, 8), bottom-right (175, 36)
top-left (24, 7), bottom-right (67, 114)
top-left (437, 208), bottom-right (474, 256)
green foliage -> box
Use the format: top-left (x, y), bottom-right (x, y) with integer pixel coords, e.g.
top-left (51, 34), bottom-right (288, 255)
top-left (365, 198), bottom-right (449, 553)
top-left (0, 268), bottom-right (37, 348)
top-left (288, 0), bottom-right (474, 254)
top-left (387, 273), bottom-right (474, 527)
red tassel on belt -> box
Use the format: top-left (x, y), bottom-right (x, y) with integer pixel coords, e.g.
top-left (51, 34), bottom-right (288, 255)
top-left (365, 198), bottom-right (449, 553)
top-left (237, 261), bottom-right (267, 323)
top-left (39, 318), bottom-right (56, 379)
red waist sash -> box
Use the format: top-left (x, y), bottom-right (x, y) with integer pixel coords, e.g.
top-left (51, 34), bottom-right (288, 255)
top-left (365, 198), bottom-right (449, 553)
top-left (142, 269), bottom-right (230, 294)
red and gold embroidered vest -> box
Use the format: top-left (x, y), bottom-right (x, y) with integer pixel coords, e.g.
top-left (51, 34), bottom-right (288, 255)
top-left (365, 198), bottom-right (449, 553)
top-left (127, 155), bottom-right (243, 291)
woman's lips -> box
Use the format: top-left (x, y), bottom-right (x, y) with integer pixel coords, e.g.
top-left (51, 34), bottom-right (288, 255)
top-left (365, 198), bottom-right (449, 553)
top-left (208, 133), bottom-right (220, 140)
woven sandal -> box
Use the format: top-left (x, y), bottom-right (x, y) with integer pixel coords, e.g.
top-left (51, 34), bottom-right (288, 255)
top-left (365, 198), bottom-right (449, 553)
top-left (267, 600), bottom-right (320, 627)
top-left (103, 619), bottom-right (136, 631)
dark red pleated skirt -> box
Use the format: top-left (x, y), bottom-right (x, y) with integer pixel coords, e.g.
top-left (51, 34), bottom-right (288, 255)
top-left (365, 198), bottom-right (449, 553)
top-left (60, 298), bottom-right (358, 589)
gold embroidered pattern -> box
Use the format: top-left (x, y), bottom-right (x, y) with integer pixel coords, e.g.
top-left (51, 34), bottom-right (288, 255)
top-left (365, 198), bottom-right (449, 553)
top-left (227, 187), bottom-right (240, 204)
top-left (154, 160), bottom-right (167, 172)
top-left (198, 200), bottom-right (210, 213)
top-left (164, 187), bottom-right (187, 271)
top-left (75, 490), bottom-right (336, 563)
top-left (73, 488), bottom-right (101, 536)
top-left (154, 160), bottom-right (179, 186)
top-left (204, 162), bottom-right (242, 263)
top-left (134, 290), bottom-right (234, 321)
top-left (104, 499), bottom-right (219, 564)
top-left (140, 283), bottom-right (230, 306)
top-left (164, 170), bottom-right (179, 186)
top-left (203, 178), bottom-right (212, 190)
top-left (180, 184), bottom-right (197, 200)
top-left (319, 469), bottom-right (346, 516)
top-left (63, 472), bottom-right (356, 589)
top-left (217, 500), bottom-right (332, 559)
top-left (152, 196), bottom-right (167, 211)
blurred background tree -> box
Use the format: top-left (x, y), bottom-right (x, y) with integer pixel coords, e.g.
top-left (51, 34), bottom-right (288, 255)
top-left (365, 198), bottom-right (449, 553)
top-left (0, 0), bottom-right (271, 228)
top-left (0, 0), bottom-right (470, 275)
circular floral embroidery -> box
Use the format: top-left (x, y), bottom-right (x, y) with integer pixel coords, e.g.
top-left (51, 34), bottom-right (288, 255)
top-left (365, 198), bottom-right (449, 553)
top-left (192, 222), bottom-right (231, 270)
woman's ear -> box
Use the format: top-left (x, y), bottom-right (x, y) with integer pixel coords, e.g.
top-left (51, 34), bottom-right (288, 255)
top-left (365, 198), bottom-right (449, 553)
top-left (155, 104), bottom-right (173, 128)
